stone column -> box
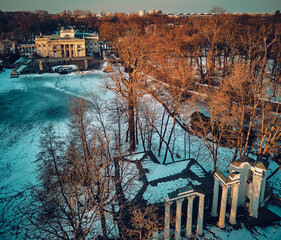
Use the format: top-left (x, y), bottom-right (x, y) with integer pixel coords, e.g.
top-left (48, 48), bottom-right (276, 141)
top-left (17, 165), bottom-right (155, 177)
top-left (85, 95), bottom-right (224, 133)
top-left (175, 198), bottom-right (184, 240)
top-left (196, 194), bottom-right (205, 236)
top-left (211, 175), bottom-right (220, 217)
top-left (39, 60), bottom-right (43, 71)
top-left (260, 171), bottom-right (267, 207)
top-left (218, 184), bottom-right (229, 228)
top-left (250, 173), bottom-right (263, 218)
top-left (229, 182), bottom-right (240, 225)
top-left (64, 44), bottom-right (66, 57)
top-left (186, 195), bottom-right (195, 238)
top-left (164, 200), bottom-right (171, 240)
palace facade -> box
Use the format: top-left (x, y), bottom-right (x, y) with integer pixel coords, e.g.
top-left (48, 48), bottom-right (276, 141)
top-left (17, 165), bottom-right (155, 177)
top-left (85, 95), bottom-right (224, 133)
top-left (35, 27), bottom-right (99, 58)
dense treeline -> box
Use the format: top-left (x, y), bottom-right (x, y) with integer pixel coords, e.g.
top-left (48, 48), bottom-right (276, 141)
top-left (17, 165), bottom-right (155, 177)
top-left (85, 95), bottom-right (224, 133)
top-left (100, 12), bottom-right (281, 168)
top-left (0, 10), bottom-right (98, 42)
top-left (0, 10), bottom-right (183, 42)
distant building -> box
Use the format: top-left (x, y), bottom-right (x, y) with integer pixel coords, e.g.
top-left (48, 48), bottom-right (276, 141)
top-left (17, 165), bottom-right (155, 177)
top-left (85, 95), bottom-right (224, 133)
top-left (149, 9), bottom-right (162, 15)
top-left (97, 11), bottom-right (105, 18)
top-left (35, 27), bottom-right (99, 58)
top-left (105, 12), bottom-right (112, 17)
top-left (139, 10), bottom-right (146, 16)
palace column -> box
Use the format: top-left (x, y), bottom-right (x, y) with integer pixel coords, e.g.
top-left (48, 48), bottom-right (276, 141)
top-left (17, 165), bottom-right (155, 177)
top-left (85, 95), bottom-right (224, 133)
top-left (211, 175), bottom-right (220, 217)
top-left (186, 195), bottom-right (195, 238)
top-left (164, 200), bottom-right (171, 240)
top-left (64, 44), bottom-right (66, 57)
top-left (196, 194), bottom-right (205, 235)
top-left (250, 173), bottom-right (263, 218)
top-left (175, 198), bottom-right (184, 240)
top-left (67, 44), bottom-right (70, 57)
top-left (218, 184), bottom-right (230, 228)
top-left (229, 182), bottom-right (240, 225)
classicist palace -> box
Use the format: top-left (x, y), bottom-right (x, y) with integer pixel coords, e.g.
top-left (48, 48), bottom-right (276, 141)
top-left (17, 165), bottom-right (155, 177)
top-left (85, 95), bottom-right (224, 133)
top-left (34, 27), bottom-right (99, 57)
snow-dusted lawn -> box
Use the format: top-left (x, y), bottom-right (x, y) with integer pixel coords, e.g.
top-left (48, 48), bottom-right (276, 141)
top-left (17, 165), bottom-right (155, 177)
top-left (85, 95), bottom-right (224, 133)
top-left (204, 222), bottom-right (281, 240)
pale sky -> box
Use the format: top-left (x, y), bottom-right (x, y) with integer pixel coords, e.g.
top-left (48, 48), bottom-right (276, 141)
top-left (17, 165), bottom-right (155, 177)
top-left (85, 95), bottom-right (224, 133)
top-left (0, 0), bottom-right (280, 14)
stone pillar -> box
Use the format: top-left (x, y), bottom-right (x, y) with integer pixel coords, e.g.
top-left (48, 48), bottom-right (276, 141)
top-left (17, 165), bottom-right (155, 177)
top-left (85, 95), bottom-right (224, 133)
top-left (175, 198), bottom-right (184, 240)
top-left (229, 183), bottom-right (240, 225)
top-left (39, 60), bottom-right (43, 71)
top-left (164, 200), bottom-right (171, 240)
top-left (250, 173), bottom-right (263, 218)
top-left (186, 195), bottom-right (195, 238)
top-left (68, 44), bottom-right (72, 57)
top-left (196, 194), bottom-right (205, 236)
top-left (64, 44), bottom-right (66, 57)
top-left (211, 175), bottom-right (220, 217)
top-left (218, 184), bottom-right (229, 228)
top-left (260, 171), bottom-right (267, 207)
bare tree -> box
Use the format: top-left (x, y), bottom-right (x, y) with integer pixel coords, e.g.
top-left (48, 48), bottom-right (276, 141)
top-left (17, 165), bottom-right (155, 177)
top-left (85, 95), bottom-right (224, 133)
top-left (125, 205), bottom-right (163, 240)
top-left (209, 6), bottom-right (227, 14)
top-left (107, 30), bottom-right (155, 152)
top-left (21, 99), bottom-right (119, 239)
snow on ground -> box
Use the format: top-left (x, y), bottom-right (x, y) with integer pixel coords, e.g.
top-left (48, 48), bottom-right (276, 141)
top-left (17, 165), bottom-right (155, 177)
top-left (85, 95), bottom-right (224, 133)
top-left (204, 222), bottom-right (281, 240)
top-left (121, 161), bottom-right (143, 201)
top-left (142, 160), bottom-right (190, 182)
top-left (267, 160), bottom-right (281, 196)
top-left (144, 178), bottom-right (190, 204)
top-left (267, 204), bottom-right (281, 218)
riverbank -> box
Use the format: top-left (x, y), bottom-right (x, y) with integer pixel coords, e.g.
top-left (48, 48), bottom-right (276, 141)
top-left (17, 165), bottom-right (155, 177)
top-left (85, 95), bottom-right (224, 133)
top-left (14, 55), bottom-right (104, 75)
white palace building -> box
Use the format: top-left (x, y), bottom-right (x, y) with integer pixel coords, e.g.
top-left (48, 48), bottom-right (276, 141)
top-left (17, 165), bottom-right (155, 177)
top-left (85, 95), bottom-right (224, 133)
top-left (34, 27), bottom-right (99, 58)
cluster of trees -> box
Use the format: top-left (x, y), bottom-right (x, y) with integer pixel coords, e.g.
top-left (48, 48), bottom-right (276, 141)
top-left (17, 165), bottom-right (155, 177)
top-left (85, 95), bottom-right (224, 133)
top-left (0, 10), bottom-right (179, 43)
top-left (16, 98), bottom-right (162, 239)
top-left (101, 13), bottom-right (281, 170)
top-left (0, 10), bottom-right (99, 42)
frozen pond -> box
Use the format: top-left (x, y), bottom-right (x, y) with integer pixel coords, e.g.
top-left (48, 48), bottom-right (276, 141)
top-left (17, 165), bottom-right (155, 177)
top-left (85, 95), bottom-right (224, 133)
top-left (0, 68), bottom-right (110, 199)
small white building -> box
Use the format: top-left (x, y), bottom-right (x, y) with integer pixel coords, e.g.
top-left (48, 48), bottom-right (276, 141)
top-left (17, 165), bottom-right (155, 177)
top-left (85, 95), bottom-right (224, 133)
top-left (139, 10), bottom-right (146, 16)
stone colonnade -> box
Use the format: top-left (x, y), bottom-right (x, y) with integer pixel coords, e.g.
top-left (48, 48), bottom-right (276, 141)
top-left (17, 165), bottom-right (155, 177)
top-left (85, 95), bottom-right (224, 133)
top-left (60, 44), bottom-right (76, 58)
top-left (19, 45), bottom-right (36, 54)
top-left (211, 173), bottom-right (240, 228)
top-left (249, 170), bottom-right (263, 218)
top-left (164, 192), bottom-right (205, 239)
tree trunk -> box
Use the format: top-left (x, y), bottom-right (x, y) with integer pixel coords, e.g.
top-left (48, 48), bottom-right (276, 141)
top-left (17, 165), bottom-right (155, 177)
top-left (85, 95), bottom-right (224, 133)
top-left (99, 207), bottom-right (107, 239)
top-left (128, 95), bottom-right (136, 152)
